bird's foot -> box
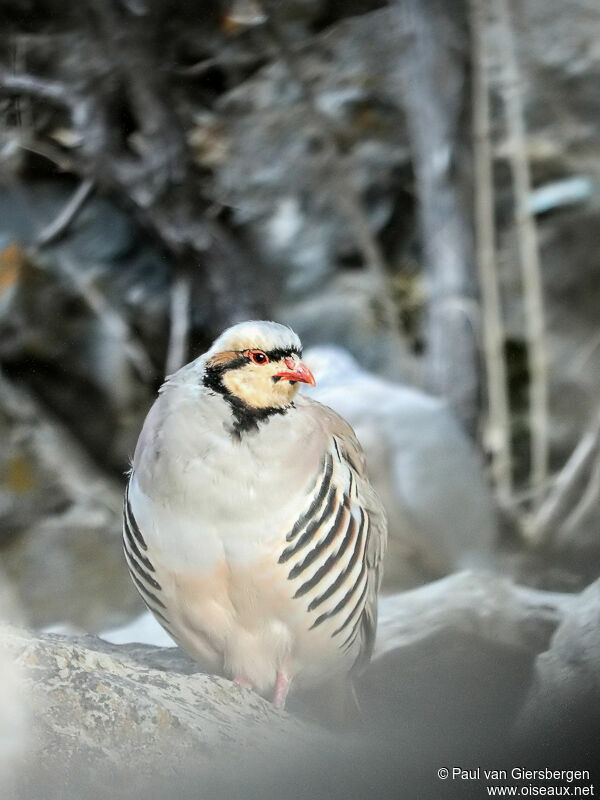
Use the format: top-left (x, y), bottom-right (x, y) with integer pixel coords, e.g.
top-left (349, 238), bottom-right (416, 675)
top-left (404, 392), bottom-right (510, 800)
top-left (272, 671), bottom-right (291, 710)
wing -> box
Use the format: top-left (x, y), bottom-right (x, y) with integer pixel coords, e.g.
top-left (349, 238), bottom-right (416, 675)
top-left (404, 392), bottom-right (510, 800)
top-left (323, 404), bottom-right (387, 673)
top-left (122, 478), bottom-right (178, 642)
top-left (288, 398), bottom-right (388, 673)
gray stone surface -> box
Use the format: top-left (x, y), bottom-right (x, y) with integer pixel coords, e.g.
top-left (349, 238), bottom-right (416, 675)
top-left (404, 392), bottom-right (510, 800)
top-left (1, 571), bottom-right (596, 798)
top-left (284, 275), bottom-right (408, 379)
top-left (359, 572), bottom-right (578, 765)
top-left (515, 577), bottom-right (600, 758)
top-left (0, 623), bottom-right (330, 798)
top-left (0, 371), bottom-right (140, 630)
top-left (0, 578), bottom-right (28, 796)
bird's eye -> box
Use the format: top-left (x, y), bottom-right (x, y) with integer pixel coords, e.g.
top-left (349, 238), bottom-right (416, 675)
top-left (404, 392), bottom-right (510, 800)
top-left (245, 349), bottom-right (269, 365)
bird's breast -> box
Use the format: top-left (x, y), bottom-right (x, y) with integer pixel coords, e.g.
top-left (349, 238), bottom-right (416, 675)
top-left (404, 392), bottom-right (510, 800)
top-left (133, 410), bottom-right (325, 572)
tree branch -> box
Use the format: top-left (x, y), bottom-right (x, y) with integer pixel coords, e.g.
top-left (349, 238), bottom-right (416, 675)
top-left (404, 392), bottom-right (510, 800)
top-left (165, 270), bottom-right (192, 376)
top-left (469, 0), bottom-right (513, 501)
top-left (496, 0), bottom-right (549, 507)
top-left (2, 9), bottom-right (265, 336)
top-left (391, 0), bottom-right (480, 434)
top-left (524, 404), bottom-right (600, 545)
top-left (37, 179), bottom-right (96, 246)
top-left (0, 69), bottom-right (70, 105)
top-left (561, 449), bottom-right (600, 540)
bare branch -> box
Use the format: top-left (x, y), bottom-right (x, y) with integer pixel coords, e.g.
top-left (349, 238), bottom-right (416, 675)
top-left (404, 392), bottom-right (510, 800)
top-left (37, 179), bottom-right (96, 246)
top-left (391, 0), bottom-right (479, 433)
top-left (165, 270), bottom-right (192, 377)
top-left (1, 17), bottom-right (263, 333)
top-left (15, 140), bottom-right (73, 172)
top-left (470, 0), bottom-right (513, 501)
top-left (0, 69), bottom-right (70, 105)
top-left (569, 329), bottom-right (600, 376)
top-left (496, 0), bottom-right (549, 507)
top-left (562, 449), bottom-right (600, 539)
top-left (524, 405), bottom-right (600, 545)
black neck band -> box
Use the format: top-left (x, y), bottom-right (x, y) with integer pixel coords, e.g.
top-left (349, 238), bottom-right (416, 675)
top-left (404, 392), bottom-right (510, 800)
top-left (203, 362), bottom-right (291, 438)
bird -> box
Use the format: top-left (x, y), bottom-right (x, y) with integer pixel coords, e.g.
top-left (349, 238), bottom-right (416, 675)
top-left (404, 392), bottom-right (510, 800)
top-left (123, 320), bottom-right (386, 711)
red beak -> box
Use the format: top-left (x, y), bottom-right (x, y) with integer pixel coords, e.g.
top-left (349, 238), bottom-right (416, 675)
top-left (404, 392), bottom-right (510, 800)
top-left (274, 359), bottom-right (316, 387)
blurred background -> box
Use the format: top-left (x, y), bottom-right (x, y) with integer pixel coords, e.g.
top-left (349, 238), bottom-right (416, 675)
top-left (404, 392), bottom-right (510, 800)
top-left (0, 0), bottom-right (599, 794)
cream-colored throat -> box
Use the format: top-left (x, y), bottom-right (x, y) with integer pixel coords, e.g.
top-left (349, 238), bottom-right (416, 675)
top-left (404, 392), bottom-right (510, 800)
top-left (222, 365), bottom-right (299, 409)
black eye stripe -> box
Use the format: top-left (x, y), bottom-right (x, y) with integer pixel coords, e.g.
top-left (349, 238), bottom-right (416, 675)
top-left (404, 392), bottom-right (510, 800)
top-left (203, 345), bottom-right (302, 396)
top-left (261, 346), bottom-right (302, 361)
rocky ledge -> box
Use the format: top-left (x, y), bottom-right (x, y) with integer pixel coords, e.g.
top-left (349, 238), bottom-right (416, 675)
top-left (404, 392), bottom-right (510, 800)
top-left (2, 571), bottom-right (598, 799)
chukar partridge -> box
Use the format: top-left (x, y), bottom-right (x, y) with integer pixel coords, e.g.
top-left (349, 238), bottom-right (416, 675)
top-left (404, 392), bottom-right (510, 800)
top-left (123, 320), bottom-right (386, 709)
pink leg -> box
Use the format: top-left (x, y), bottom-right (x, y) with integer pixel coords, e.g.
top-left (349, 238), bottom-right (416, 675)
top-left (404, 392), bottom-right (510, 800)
top-left (272, 671), bottom-right (291, 710)
top-left (234, 676), bottom-right (253, 689)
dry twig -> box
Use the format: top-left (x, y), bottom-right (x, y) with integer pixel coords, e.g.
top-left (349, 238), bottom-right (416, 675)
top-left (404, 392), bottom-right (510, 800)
top-left (496, 0), bottom-right (549, 510)
top-left (165, 270), bottom-right (192, 376)
top-left (391, 0), bottom-right (480, 434)
top-left (524, 405), bottom-right (600, 545)
top-left (1, 9), bottom-right (264, 335)
top-left (37, 179), bottom-right (96, 246)
top-left (469, 0), bottom-right (513, 501)
top-left (0, 69), bottom-right (69, 104)
top-left (569, 330), bottom-right (600, 376)
top-left (562, 449), bottom-right (600, 539)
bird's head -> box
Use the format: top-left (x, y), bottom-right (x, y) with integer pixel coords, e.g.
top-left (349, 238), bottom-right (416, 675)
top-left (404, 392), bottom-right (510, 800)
top-left (202, 320), bottom-right (316, 411)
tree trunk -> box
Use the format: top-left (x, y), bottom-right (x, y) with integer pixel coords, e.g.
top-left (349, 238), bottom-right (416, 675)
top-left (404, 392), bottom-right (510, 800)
top-left (390, 0), bottom-right (480, 435)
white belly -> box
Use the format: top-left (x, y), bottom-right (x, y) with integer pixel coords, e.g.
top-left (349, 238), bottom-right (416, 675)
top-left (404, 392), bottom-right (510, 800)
top-left (126, 478), bottom-right (361, 694)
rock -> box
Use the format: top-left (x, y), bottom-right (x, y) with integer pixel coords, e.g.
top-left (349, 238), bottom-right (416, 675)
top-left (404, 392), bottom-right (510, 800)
top-left (101, 572), bottom-right (574, 751)
top-left (282, 275), bottom-right (407, 379)
top-left (0, 576), bottom-right (28, 796)
top-left (2, 505), bottom-right (142, 632)
top-left (0, 573), bottom-right (583, 798)
top-left (0, 370), bottom-right (68, 542)
top-left (374, 572), bottom-right (573, 660)
top-left (358, 572), bottom-right (574, 764)
top-left (0, 370), bottom-right (140, 630)
top-left (304, 347), bottom-right (498, 587)
top-left (515, 577), bottom-right (600, 764)
top-left (1, 623), bottom-right (330, 798)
